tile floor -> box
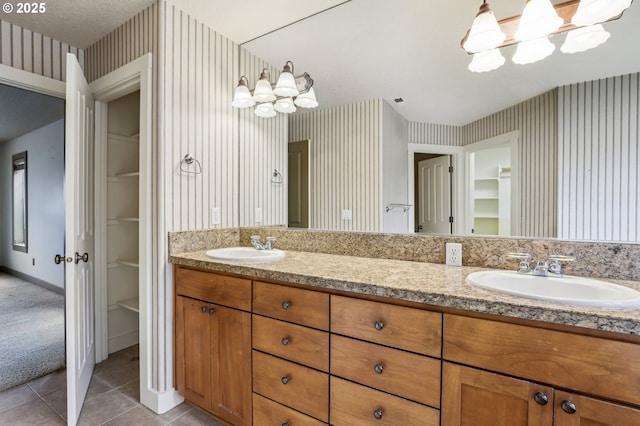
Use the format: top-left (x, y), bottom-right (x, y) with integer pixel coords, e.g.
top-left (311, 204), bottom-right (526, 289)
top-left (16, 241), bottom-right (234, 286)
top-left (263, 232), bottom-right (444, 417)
top-left (0, 345), bottom-right (226, 425)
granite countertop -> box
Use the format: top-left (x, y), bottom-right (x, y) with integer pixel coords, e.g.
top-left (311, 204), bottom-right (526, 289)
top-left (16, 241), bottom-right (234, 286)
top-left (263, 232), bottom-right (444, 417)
top-left (169, 249), bottom-right (640, 336)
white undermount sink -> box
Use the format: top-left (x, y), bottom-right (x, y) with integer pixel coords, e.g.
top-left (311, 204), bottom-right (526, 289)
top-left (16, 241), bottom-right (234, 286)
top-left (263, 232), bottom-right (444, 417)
top-left (466, 270), bottom-right (640, 309)
top-left (205, 247), bottom-right (285, 263)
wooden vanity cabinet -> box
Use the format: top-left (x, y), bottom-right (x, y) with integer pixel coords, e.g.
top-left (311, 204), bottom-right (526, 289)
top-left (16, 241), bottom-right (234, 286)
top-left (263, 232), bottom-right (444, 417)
top-left (442, 314), bottom-right (640, 426)
top-left (174, 267), bottom-right (252, 426)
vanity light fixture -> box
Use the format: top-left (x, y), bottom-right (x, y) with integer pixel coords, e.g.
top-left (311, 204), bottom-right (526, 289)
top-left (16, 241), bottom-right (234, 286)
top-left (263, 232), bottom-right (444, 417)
top-left (461, 0), bottom-right (633, 72)
top-left (232, 61), bottom-right (318, 118)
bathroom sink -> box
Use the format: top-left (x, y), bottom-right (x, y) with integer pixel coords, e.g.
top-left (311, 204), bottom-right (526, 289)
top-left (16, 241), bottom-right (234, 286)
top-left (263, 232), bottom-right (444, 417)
top-left (205, 247), bottom-right (285, 263)
top-left (466, 270), bottom-right (640, 308)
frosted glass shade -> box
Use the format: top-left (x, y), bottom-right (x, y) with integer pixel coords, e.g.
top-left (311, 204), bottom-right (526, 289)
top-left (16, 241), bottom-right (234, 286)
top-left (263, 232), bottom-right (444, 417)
top-left (561, 24), bottom-right (610, 53)
top-left (231, 84), bottom-right (255, 108)
top-left (468, 49), bottom-right (506, 72)
top-left (513, 37), bottom-right (555, 64)
top-left (571, 0), bottom-right (632, 26)
top-left (463, 2), bottom-right (507, 53)
top-left (294, 87), bottom-right (319, 108)
top-left (274, 71), bottom-right (299, 97)
top-left (274, 98), bottom-right (297, 113)
top-left (253, 78), bottom-right (276, 103)
top-left (254, 102), bottom-right (277, 118)
top-left (515, 0), bottom-right (564, 41)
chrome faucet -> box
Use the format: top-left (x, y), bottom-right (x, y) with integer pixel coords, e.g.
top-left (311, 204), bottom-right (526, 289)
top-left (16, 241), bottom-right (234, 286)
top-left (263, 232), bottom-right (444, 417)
top-left (507, 253), bottom-right (574, 277)
top-left (250, 235), bottom-right (276, 250)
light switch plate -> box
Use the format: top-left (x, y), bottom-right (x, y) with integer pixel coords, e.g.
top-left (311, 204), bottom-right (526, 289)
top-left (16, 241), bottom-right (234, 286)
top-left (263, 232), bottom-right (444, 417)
top-left (256, 207), bottom-right (263, 223)
top-left (342, 209), bottom-right (352, 220)
top-left (210, 207), bottom-right (220, 226)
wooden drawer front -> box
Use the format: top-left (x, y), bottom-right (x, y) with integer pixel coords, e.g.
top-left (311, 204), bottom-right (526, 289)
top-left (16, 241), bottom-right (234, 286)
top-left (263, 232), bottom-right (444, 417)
top-left (253, 351), bottom-right (329, 422)
top-left (331, 295), bottom-right (442, 357)
top-left (253, 281), bottom-right (329, 330)
top-left (330, 377), bottom-right (440, 426)
top-left (252, 393), bottom-right (327, 426)
top-left (253, 315), bottom-right (329, 372)
top-left (331, 334), bottom-right (441, 408)
top-left (175, 267), bottom-right (251, 311)
top-left (443, 314), bottom-right (640, 407)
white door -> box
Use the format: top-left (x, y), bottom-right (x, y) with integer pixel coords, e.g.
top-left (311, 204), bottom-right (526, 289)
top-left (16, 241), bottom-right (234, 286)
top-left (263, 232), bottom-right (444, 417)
top-left (65, 53), bottom-right (96, 425)
top-left (418, 156), bottom-right (451, 234)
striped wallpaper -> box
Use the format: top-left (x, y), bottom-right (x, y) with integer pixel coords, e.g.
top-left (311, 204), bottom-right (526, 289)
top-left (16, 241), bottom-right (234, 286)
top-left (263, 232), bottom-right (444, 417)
top-left (289, 99), bottom-right (383, 231)
top-left (558, 72), bottom-right (640, 242)
top-left (462, 89), bottom-right (558, 238)
top-left (0, 20), bottom-right (83, 79)
top-left (409, 121), bottom-right (462, 146)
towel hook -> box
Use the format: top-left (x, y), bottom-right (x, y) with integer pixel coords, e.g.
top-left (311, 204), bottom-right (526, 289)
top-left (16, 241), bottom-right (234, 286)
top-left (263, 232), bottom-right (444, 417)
top-left (180, 154), bottom-right (202, 174)
top-left (272, 169), bottom-right (283, 184)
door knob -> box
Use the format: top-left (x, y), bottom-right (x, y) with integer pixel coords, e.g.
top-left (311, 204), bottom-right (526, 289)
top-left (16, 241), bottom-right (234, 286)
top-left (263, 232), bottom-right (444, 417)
top-left (54, 254), bottom-right (72, 264)
top-left (75, 252), bottom-right (89, 264)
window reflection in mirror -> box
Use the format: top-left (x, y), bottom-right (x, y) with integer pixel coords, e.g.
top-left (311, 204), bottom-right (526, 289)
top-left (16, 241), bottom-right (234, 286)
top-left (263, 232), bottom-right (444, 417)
top-left (12, 151), bottom-right (27, 252)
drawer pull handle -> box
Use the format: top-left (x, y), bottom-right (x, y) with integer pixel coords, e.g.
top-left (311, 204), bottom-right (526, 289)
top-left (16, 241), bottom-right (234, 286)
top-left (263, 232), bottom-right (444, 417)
top-left (374, 321), bottom-right (384, 330)
top-left (374, 363), bottom-right (384, 374)
top-left (282, 300), bottom-right (291, 310)
top-left (561, 400), bottom-right (577, 414)
top-left (373, 408), bottom-right (383, 420)
top-left (209, 308), bottom-right (216, 315)
top-left (281, 376), bottom-right (290, 385)
top-left (281, 337), bottom-right (290, 346)
top-left (201, 306), bottom-right (207, 313)
top-left (533, 392), bottom-right (548, 405)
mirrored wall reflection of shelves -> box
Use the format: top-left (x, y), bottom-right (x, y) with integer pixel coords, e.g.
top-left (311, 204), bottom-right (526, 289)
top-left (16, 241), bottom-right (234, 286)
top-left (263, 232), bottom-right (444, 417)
top-left (106, 91), bottom-right (141, 353)
top-left (473, 165), bottom-right (510, 235)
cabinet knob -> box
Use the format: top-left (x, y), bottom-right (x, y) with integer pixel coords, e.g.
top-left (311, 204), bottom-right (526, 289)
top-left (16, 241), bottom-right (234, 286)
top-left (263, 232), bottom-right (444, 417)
top-left (209, 308), bottom-right (216, 315)
top-left (561, 400), bottom-right (577, 414)
top-left (281, 423), bottom-right (290, 426)
top-left (281, 376), bottom-right (290, 385)
top-left (201, 306), bottom-right (207, 313)
top-left (533, 392), bottom-right (548, 405)
top-left (282, 300), bottom-right (291, 310)
top-left (373, 408), bottom-right (383, 420)
top-left (374, 321), bottom-right (384, 330)
top-left (281, 337), bottom-right (290, 346)
top-left (374, 363), bottom-right (384, 374)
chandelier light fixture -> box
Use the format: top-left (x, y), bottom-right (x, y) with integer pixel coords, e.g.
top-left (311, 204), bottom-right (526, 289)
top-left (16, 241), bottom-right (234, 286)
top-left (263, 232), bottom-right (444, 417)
top-left (461, 0), bottom-right (633, 72)
top-left (232, 61), bottom-right (318, 118)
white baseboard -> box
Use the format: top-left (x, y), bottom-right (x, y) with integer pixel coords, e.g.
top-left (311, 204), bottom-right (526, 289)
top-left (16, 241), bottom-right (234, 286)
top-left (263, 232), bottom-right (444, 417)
top-left (108, 330), bottom-right (139, 354)
top-left (140, 386), bottom-right (184, 414)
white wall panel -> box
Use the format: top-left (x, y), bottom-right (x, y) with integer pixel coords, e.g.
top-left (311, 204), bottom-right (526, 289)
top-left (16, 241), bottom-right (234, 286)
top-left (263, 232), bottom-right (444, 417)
top-left (558, 72), bottom-right (640, 242)
top-left (0, 20), bottom-right (83, 80)
top-left (289, 99), bottom-right (383, 232)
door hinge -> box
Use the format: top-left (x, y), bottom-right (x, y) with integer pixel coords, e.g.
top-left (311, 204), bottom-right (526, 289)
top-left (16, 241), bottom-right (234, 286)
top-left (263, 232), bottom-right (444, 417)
top-left (449, 216), bottom-right (454, 223)
top-left (449, 166), bottom-right (453, 173)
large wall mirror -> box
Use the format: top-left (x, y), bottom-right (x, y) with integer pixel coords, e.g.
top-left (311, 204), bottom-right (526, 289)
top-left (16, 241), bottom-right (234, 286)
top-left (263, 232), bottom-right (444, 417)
top-left (238, 0), bottom-right (640, 243)
top-left (12, 151), bottom-right (28, 252)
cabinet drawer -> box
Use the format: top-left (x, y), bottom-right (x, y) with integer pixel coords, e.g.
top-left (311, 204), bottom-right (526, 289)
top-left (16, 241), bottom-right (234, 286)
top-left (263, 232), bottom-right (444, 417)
top-left (253, 315), bottom-right (329, 372)
top-left (253, 351), bottom-right (329, 422)
top-left (330, 377), bottom-right (440, 426)
top-left (443, 314), bottom-right (640, 407)
top-left (253, 281), bottom-right (329, 330)
top-left (253, 393), bottom-right (326, 426)
top-left (331, 334), bottom-right (440, 408)
top-left (175, 267), bottom-right (251, 311)
top-left (331, 295), bottom-right (442, 357)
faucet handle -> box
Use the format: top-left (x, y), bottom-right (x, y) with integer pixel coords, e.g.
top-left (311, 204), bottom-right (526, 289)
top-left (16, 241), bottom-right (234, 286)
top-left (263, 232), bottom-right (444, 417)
top-left (507, 253), bottom-right (532, 274)
top-left (266, 236), bottom-right (276, 242)
top-left (250, 235), bottom-right (261, 241)
top-left (548, 255), bottom-right (574, 275)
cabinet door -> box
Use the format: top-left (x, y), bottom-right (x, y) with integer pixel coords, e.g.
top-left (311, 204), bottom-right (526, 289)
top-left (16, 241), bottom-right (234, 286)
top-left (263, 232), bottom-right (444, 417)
top-left (210, 305), bottom-right (252, 426)
top-left (442, 362), bottom-right (553, 426)
top-left (554, 391), bottom-right (640, 426)
top-left (175, 296), bottom-right (212, 411)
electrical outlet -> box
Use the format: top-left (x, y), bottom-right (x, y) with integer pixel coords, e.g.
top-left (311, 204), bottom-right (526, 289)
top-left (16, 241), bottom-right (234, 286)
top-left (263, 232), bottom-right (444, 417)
top-left (446, 242), bottom-right (462, 266)
top-left (210, 207), bottom-right (220, 226)
top-left (342, 209), bottom-right (352, 220)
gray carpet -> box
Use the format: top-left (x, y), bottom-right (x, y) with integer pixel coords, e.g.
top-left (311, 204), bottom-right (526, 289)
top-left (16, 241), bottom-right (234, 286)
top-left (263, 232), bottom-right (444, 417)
top-left (0, 272), bottom-right (65, 392)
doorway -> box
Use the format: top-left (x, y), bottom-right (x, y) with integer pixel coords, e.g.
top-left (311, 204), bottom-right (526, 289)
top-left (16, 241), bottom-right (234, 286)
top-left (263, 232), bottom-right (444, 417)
top-left (0, 83), bottom-right (66, 391)
top-left (415, 153), bottom-right (452, 234)
top-left (288, 140), bottom-right (310, 228)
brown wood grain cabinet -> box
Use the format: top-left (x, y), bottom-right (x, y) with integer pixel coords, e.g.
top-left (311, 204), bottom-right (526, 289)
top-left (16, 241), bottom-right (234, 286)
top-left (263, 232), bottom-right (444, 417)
top-left (174, 268), bottom-right (252, 426)
top-left (174, 265), bottom-right (640, 426)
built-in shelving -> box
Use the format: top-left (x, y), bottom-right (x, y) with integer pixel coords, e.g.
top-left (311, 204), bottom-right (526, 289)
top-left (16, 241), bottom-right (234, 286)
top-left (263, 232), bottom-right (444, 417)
top-left (116, 297), bottom-right (139, 313)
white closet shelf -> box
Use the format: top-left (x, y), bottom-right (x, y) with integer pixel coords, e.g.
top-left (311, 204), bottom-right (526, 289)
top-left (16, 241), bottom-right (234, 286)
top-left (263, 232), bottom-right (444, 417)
top-left (116, 297), bottom-right (139, 313)
top-left (107, 132), bottom-right (140, 144)
top-left (108, 258), bottom-right (140, 268)
top-left (474, 196), bottom-right (499, 200)
top-left (474, 215), bottom-right (499, 219)
top-left (107, 172), bottom-right (139, 182)
top-left (107, 217), bottom-right (139, 225)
